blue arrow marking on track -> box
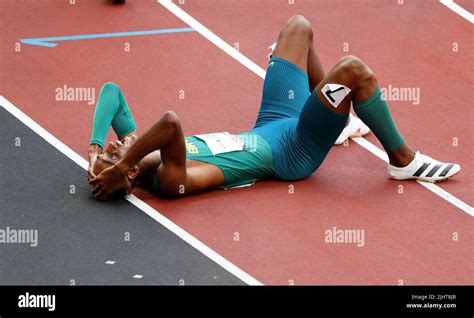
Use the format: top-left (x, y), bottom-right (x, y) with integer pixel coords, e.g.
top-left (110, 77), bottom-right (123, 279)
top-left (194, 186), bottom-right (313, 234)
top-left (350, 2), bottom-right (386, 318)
top-left (20, 27), bottom-right (195, 47)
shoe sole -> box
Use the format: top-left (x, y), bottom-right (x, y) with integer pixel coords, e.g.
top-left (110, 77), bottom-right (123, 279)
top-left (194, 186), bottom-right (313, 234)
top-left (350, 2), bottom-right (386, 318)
top-left (390, 170), bottom-right (460, 183)
top-left (416, 170), bottom-right (460, 183)
top-left (338, 132), bottom-right (459, 183)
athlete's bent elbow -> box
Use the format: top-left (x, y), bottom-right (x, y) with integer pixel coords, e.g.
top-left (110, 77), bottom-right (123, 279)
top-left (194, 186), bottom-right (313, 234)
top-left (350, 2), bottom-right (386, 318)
top-left (161, 111), bottom-right (181, 131)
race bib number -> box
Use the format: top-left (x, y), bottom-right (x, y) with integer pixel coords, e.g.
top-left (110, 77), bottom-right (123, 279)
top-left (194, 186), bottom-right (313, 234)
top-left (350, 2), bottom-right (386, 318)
top-left (194, 132), bottom-right (245, 156)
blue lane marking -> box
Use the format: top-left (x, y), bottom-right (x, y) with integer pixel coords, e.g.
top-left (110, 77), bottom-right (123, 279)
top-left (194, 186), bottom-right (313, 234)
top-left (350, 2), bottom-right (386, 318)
top-left (20, 27), bottom-right (195, 47)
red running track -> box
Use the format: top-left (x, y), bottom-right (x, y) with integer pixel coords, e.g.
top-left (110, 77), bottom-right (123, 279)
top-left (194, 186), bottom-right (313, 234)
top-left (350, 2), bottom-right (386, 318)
top-left (1, 0), bottom-right (472, 284)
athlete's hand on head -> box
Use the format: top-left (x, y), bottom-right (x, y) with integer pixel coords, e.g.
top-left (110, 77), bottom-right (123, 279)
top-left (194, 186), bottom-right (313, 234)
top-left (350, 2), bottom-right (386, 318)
top-left (87, 144), bottom-right (102, 181)
top-left (88, 163), bottom-right (132, 201)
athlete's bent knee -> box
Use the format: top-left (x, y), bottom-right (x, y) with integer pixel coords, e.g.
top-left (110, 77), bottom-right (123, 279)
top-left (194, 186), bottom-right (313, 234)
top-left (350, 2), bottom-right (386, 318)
top-left (337, 55), bottom-right (376, 86)
top-left (283, 15), bottom-right (313, 40)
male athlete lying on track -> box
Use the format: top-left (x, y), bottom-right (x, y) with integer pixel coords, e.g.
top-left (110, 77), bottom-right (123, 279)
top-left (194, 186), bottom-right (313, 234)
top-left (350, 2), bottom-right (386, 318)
top-left (88, 15), bottom-right (460, 200)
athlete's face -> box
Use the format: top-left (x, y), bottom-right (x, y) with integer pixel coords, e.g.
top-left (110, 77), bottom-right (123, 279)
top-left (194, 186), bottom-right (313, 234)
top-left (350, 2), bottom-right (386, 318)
top-left (93, 137), bottom-right (133, 176)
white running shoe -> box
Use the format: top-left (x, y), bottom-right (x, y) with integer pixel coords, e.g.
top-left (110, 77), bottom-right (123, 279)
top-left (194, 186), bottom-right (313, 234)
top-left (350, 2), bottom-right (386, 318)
top-left (388, 151), bottom-right (460, 182)
top-left (268, 42), bottom-right (277, 60)
top-left (335, 113), bottom-right (370, 145)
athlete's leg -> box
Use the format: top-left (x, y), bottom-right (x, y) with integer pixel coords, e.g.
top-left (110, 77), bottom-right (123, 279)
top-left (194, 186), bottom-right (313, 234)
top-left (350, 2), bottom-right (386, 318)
top-left (253, 15), bottom-right (315, 127)
top-left (272, 15), bottom-right (325, 90)
top-left (298, 55), bottom-right (415, 167)
top-left (295, 55), bottom-right (460, 181)
top-left (272, 15), bottom-right (311, 73)
top-left (307, 43), bottom-right (325, 91)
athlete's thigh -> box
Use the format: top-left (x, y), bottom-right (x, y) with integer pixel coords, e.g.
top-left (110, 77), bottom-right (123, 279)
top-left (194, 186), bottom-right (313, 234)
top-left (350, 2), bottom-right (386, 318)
top-left (272, 18), bottom-right (311, 73)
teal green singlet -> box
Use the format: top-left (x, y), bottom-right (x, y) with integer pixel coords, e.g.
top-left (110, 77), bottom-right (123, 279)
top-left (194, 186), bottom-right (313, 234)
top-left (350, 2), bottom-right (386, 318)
top-left (185, 132), bottom-right (276, 189)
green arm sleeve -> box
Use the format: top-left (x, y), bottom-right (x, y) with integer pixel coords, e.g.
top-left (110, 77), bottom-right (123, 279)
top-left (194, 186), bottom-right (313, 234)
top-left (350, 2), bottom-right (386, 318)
top-left (90, 82), bottom-right (137, 148)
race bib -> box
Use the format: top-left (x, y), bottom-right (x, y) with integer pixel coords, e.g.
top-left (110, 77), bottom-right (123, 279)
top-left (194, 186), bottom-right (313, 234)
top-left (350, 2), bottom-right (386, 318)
top-left (321, 83), bottom-right (351, 108)
top-left (194, 132), bottom-right (245, 156)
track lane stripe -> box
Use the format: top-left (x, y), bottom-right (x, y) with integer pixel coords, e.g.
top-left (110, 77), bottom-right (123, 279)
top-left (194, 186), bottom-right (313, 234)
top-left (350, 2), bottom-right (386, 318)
top-left (439, 0), bottom-right (474, 23)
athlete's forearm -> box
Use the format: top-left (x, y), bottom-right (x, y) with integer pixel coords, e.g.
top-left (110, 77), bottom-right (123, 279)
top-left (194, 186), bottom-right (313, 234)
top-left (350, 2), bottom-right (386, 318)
top-left (116, 112), bottom-right (179, 172)
top-left (90, 82), bottom-right (136, 147)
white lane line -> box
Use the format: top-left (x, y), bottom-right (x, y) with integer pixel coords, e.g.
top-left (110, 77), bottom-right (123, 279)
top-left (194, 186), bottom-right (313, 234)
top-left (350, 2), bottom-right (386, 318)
top-left (125, 194), bottom-right (262, 284)
top-left (351, 137), bottom-right (389, 163)
top-left (418, 181), bottom-right (474, 216)
top-left (159, 0), bottom-right (474, 217)
top-left (158, 0), bottom-right (265, 78)
top-left (439, 0), bottom-right (474, 23)
top-left (352, 138), bottom-right (474, 216)
top-left (133, 275), bottom-right (143, 279)
top-left (0, 95), bottom-right (263, 286)
top-left (0, 97), bottom-right (89, 170)
top-left (105, 260), bottom-right (116, 265)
